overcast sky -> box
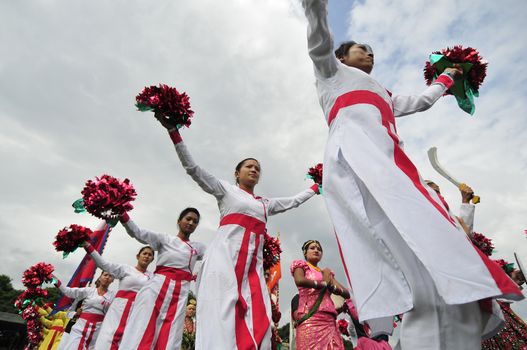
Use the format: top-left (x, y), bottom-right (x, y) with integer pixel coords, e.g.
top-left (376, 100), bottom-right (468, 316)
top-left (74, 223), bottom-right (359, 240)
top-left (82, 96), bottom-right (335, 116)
top-left (1, 0), bottom-right (526, 328)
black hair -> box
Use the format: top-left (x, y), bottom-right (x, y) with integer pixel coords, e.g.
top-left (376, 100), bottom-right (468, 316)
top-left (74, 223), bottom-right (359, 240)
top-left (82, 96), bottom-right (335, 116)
top-left (178, 207), bottom-right (200, 222)
top-left (334, 41), bottom-right (357, 59)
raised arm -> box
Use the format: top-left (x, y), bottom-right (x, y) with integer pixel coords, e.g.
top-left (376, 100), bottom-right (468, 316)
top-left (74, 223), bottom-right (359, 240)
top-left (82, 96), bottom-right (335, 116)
top-left (166, 129), bottom-right (227, 198)
top-left (266, 185), bottom-right (318, 216)
top-left (302, 0), bottom-right (339, 79)
top-left (54, 278), bottom-right (90, 300)
top-left (120, 214), bottom-right (165, 250)
top-left (83, 242), bottom-right (128, 279)
top-left (392, 74), bottom-right (455, 117)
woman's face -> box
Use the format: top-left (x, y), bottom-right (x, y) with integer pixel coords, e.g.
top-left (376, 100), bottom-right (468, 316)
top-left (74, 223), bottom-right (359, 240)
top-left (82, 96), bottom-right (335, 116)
top-left (236, 160), bottom-right (260, 188)
top-left (511, 269), bottom-right (525, 287)
top-left (98, 272), bottom-right (114, 288)
top-left (137, 248), bottom-right (154, 268)
top-left (305, 243), bottom-right (323, 264)
top-left (178, 212), bottom-right (200, 235)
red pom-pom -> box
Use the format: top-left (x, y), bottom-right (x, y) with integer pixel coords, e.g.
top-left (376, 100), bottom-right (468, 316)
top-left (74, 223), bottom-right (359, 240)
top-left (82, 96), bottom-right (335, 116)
top-left (424, 45), bottom-right (487, 94)
top-left (471, 232), bottom-right (494, 257)
top-left (135, 84), bottom-right (194, 129)
top-left (54, 224), bottom-right (92, 255)
top-left (22, 262), bottom-right (55, 289)
top-left (263, 233), bottom-right (282, 271)
top-left (307, 163), bottom-right (323, 186)
top-left (81, 174), bottom-right (137, 220)
top-left (338, 319), bottom-right (350, 336)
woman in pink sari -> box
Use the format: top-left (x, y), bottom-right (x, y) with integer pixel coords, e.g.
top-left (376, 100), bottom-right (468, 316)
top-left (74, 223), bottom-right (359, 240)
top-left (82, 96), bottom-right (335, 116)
top-left (291, 240), bottom-right (350, 349)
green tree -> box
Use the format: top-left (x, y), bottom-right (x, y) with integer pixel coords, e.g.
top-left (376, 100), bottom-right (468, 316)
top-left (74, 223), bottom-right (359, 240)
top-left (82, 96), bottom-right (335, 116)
top-left (0, 275), bottom-right (22, 314)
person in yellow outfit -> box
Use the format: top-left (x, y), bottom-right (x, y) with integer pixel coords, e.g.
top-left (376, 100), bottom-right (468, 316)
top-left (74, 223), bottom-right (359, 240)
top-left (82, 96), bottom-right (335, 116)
top-left (36, 305), bottom-right (70, 350)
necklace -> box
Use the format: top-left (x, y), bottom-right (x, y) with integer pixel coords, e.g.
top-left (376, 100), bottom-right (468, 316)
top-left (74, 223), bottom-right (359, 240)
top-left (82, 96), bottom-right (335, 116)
top-left (306, 261), bottom-right (320, 272)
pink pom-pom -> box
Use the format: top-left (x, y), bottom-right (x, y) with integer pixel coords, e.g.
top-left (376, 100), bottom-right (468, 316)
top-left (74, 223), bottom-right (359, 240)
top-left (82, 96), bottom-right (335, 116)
top-left (424, 45), bottom-right (487, 94)
top-left (22, 262), bottom-right (54, 289)
top-left (81, 174), bottom-right (137, 220)
top-left (53, 224), bottom-right (92, 255)
top-left (471, 232), bottom-right (494, 257)
top-left (338, 319), bottom-right (350, 336)
top-left (135, 84), bottom-right (194, 129)
top-left (307, 163), bottom-right (323, 186)
top-left (263, 233), bottom-right (282, 271)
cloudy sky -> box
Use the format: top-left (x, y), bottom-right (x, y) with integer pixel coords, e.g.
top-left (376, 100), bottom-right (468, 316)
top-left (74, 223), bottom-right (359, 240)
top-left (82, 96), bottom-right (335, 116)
top-left (1, 0), bottom-right (526, 330)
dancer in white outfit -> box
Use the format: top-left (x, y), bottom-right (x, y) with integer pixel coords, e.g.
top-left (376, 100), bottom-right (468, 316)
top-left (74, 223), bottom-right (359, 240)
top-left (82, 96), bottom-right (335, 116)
top-left (54, 272), bottom-right (114, 350)
top-left (301, 1), bottom-right (523, 349)
top-left (155, 114), bottom-right (319, 350)
top-left (80, 242), bottom-right (154, 350)
top-left (118, 207), bottom-right (205, 350)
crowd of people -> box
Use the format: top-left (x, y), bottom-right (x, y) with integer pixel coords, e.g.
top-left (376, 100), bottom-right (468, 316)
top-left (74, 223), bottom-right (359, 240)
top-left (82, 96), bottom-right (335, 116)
top-left (21, 0), bottom-right (526, 349)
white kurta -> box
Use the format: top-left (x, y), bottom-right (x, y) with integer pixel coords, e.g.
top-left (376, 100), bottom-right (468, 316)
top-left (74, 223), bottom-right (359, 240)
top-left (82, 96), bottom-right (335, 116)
top-left (170, 132), bottom-right (316, 350)
top-left (56, 285), bottom-right (113, 350)
top-left (86, 248), bottom-right (153, 350)
top-left (302, 0), bottom-right (523, 343)
top-left (118, 218), bottom-right (206, 350)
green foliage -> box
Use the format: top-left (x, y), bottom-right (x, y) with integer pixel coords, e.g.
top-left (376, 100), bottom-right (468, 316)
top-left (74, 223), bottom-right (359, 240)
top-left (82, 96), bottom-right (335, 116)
top-left (278, 323), bottom-right (290, 342)
top-left (0, 275), bottom-right (22, 314)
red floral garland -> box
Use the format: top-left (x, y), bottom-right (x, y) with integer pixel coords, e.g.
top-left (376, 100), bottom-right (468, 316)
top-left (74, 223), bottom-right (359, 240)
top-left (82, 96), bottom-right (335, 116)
top-left (471, 232), bottom-right (494, 257)
top-left (53, 224), bottom-right (92, 255)
top-left (81, 174), bottom-right (137, 220)
top-left (307, 163), bottom-right (323, 186)
top-left (263, 233), bottom-right (282, 270)
top-left (21, 305), bottom-right (43, 346)
top-left (338, 318), bottom-right (350, 336)
top-left (135, 84), bottom-right (194, 128)
top-left (22, 262), bottom-right (54, 289)
top-left (424, 45), bottom-right (487, 94)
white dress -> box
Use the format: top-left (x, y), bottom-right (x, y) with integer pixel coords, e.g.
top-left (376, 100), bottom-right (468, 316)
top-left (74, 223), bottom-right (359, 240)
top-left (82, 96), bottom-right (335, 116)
top-left (118, 217), bottom-right (206, 350)
top-left (169, 131), bottom-right (317, 350)
top-left (83, 246), bottom-right (153, 350)
top-left (302, 0), bottom-right (523, 348)
top-left (55, 284), bottom-right (113, 350)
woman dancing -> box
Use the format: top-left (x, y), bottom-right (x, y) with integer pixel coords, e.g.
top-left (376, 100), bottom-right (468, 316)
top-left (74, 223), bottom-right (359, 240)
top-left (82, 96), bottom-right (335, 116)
top-left (54, 271), bottom-right (114, 350)
top-left (79, 241), bottom-right (154, 349)
top-left (156, 115), bottom-right (319, 349)
top-left (118, 207), bottom-right (205, 350)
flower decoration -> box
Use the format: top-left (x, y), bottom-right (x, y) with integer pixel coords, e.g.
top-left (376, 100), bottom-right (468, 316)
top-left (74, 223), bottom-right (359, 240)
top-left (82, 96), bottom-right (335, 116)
top-left (307, 163), bottom-right (323, 185)
top-left (424, 45), bottom-right (487, 115)
top-left (135, 84), bottom-right (194, 129)
top-left (81, 174), bottom-right (137, 220)
top-left (338, 318), bottom-right (350, 336)
top-left (53, 224), bottom-right (92, 257)
top-left (471, 232), bottom-right (494, 257)
top-left (22, 262), bottom-right (54, 289)
top-left (263, 233), bottom-right (282, 271)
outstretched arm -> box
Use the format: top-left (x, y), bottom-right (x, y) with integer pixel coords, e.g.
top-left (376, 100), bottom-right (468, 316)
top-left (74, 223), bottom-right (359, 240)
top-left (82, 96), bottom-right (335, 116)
top-left (267, 185), bottom-right (318, 216)
top-left (53, 278), bottom-right (90, 299)
top-left (302, 0), bottom-right (339, 79)
top-left (393, 67), bottom-right (462, 117)
top-left (82, 242), bottom-right (127, 279)
top-left (120, 214), bottom-right (165, 250)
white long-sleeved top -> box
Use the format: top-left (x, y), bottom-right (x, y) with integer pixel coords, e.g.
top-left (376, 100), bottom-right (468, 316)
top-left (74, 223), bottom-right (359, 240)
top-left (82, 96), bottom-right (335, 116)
top-left (122, 219), bottom-right (206, 273)
top-left (58, 284), bottom-right (113, 315)
top-left (87, 248), bottom-right (153, 292)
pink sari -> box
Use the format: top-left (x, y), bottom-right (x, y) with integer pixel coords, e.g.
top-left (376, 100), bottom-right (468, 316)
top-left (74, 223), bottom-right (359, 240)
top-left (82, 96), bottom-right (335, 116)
top-left (291, 260), bottom-right (344, 350)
